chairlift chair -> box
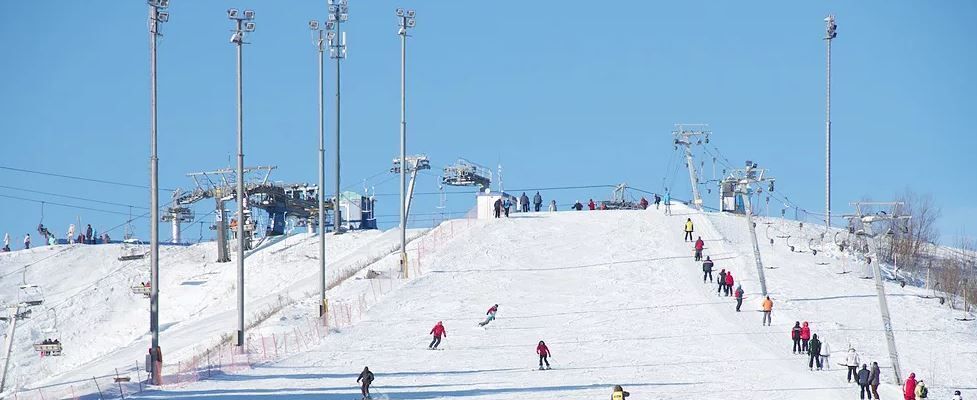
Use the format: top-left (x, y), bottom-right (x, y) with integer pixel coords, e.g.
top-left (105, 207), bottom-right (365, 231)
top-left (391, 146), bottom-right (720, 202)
top-left (118, 241), bottom-right (146, 261)
top-left (18, 280), bottom-right (44, 307)
top-left (33, 308), bottom-right (63, 357)
top-left (131, 282), bottom-right (152, 298)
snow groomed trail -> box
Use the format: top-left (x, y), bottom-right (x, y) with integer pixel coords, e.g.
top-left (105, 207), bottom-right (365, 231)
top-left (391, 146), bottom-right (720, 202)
top-left (128, 204), bottom-right (977, 400)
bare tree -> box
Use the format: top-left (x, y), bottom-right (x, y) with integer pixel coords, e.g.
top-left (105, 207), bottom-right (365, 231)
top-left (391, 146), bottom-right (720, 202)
top-left (887, 190), bottom-right (941, 270)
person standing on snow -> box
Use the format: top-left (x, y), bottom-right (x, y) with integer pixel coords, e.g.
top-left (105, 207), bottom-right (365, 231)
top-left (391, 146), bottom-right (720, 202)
top-left (520, 192), bottom-right (530, 213)
top-left (717, 269), bottom-right (727, 295)
top-left (429, 321), bottom-right (446, 349)
top-left (638, 197), bottom-right (648, 210)
top-left (356, 366), bottom-right (374, 400)
top-left (808, 334), bottom-right (823, 370)
top-left (572, 201), bottom-right (583, 211)
top-left (24, 233), bottom-right (31, 249)
top-left (548, 200), bottom-right (557, 212)
top-left (85, 224), bottom-right (93, 244)
top-left (724, 272), bottom-right (734, 296)
top-left (684, 218), bottom-right (694, 242)
top-left (845, 347), bottom-right (861, 383)
top-left (694, 236), bottom-right (704, 261)
top-left (3, 233), bottom-right (10, 252)
top-left (611, 385), bottom-right (630, 400)
top-left (588, 199), bottom-right (596, 210)
top-left (479, 304), bottom-right (498, 327)
top-left (734, 284), bottom-right (744, 312)
top-left (702, 256), bottom-right (714, 283)
top-left (654, 194), bottom-right (661, 210)
top-left (494, 198), bottom-right (502, 218)
top-left (800, 321), bottom-right (812, 353)
top-left (857, 364), bottom-right (872, 399)
top-left (503, 198), bottom-right (512, 217)
top-left (904, 373), bottom-right (918, 400)
top-left (915, 379), bottom-right (928, 399)
top-left (761, 296), bottom-right (774, 326)
top-left (819, 338), bottom-right (832, 370)
top-left (536, 340), bottom-right (551, 370)
top-left (791, 322), bottom-right (803, 354)
top-left (533, 192), bottom-right (543, 212)
top-left (869, 362), bottom-right (882, 399)
top-left (663, 191), bottom-right (672, 215)
top-left (952, 390), bottom-right (963, 400)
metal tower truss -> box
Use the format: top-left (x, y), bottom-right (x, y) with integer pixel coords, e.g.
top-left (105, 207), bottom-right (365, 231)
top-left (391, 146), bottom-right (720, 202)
top-left (391, 154), bottom-right (430, 221)
top-left (442, 158), bottom-right (492, 190)
top-left (672, 124), bottom-right (711, 210)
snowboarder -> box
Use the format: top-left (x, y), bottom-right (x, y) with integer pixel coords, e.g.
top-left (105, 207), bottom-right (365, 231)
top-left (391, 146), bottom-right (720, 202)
top-left (808, 333), bottom-right (823, 370)
top-left (533, 192), bottom-right (543, 212)
top-left (429, 321), bottom-right (446, 349)
top-left (845, 347), bottom-right (861, 383)
top-left (702, 256), bottom-right (714, 283)
top-left (572, 201), bottom-right (584, 211)
top-left (638, 197), bottom-right (648, 210)
top-left (819, 338), bottom-right (831, 370)
top-left (694, 237), bottom-right (704, 261)
top-left (857, 364), bottom-right (872, 399)
top-left (724, 272), bottom-right (734, 296)
top-left (85, 224), bottom-right (93, 244)
top-left (520, 192), bottom-right (530, 213)
top-left (23, 233), bottom-right (31, 249)
top-left (663, 191), bottom-right (672, 215)
top-left (734, 284), bottom-right (744, 312)
top-left (536, 340), bottom-right (551, 370)
top-left (494, 198), bottom-right (502, 218)
top-left (588, 199), bottom-right (596, 210)
top-left (357, 366), bottom-right (374, 400)
top-left (953, 390), bottom-right (963, 400)
top-left (870, 362), bottom-right (881, 399)
top-left (904, 373), bottom-right (918, 400)
top-left (684, 218), bottom-right (694, 242)
top-left (791, 322), bottom-right (802, 353)
top-left (611, 385), bottom-right (630, 400)
top-left (717, 269), bottom-right (727, 295)
top-left (549, 200), bottom-right (557, 212)
top-left (479, 304), bottom-right (498, 327)
top-left (915, 379), bottom-right (928, 399)
top-left (503, 198), bottom-right (512, 217)
top-left (800, 321), bottom-right (811, 353)
top-left (761, 296), bottom-right (773, 326)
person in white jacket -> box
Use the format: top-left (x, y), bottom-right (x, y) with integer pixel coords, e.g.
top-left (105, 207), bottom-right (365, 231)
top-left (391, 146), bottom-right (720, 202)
top-left (845, 346), bottom-right (861, 382)
top-left (819, 339), bottom-right (832, 371)
top-left (67, 224), bottom-right (76, 244)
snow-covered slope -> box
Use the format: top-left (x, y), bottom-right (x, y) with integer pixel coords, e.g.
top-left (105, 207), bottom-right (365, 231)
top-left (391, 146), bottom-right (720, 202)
top-left (127, 205), bottom-right (976, 400)
top-left (0, 227), bottom-right (427, 394)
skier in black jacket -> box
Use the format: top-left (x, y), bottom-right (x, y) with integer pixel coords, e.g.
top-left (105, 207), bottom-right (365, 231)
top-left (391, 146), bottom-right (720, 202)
top-left (791, 321), bottom-right (803, 354)
top-left (357, 366), bottom-right (374, 399)
top-left (808, 334), bottom-right (823, 370)
top-left (702, 257), bottom-right (714, 283)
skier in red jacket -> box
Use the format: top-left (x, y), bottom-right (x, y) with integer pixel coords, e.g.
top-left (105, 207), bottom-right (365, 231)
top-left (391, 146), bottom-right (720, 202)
top-left (724, 272), bottom-right (734, 296)
top-left (429, 321), bottom-right (446, 349)
top-left (479, 304), bottom-right (498, 327)
top-left (800, 321), bottom-right (811, 353)
top-left (694, 237), bottom-right (705, 261)
top-left (536, 340), bottom-right (551, 370)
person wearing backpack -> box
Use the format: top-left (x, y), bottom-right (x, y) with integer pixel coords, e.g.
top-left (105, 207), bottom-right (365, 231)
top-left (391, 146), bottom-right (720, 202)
top-left (915, 379), bottom-right (928, 399)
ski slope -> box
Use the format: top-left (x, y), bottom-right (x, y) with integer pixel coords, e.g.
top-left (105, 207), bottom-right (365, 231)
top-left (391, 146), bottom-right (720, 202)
top-left (127, 205), bottom-right (977, 400)
top-left (0, 227), bottom-right (426, 395)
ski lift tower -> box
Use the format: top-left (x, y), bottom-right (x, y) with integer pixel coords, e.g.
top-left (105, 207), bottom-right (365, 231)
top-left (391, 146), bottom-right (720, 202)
top-left (391, 154), bottom-right (430, 223)
top-left (672, 124), bottom-right (711, 210)
top-left (442, 158), bottom-right (492, 191)
top-left (844, 201), bottom-right (911, 385)
top-left (726, 161), bottom-right (776, 297)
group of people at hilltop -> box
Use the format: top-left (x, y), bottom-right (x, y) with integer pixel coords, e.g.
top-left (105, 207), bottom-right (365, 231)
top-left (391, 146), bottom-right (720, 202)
top-left (2, 223), bottom-right (104, 252)
top-left (493, 192), bottom-right (554, 217)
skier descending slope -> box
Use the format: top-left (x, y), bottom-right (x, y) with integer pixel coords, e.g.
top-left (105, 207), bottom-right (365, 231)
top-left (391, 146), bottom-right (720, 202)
top-left (479, 304), bottom-right (498, 327)
top-left (356, 366), bottom-right (374, 400)
top-left (611, 385), bottom-right (630, 399)
top-left (702, 256), bottom-right (714, 283)
top-left (536, 340), bottom-right (551, 370)
top-left (429, 321), bottom-right (446, 349)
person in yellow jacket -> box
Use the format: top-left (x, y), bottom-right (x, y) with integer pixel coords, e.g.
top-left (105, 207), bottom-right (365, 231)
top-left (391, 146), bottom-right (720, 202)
top-left (684, 218), bottom-right (694, 242)
top-left (761, 296), bottom-right (774, 326)
top-left (612, 385), bottom-right (630, 400)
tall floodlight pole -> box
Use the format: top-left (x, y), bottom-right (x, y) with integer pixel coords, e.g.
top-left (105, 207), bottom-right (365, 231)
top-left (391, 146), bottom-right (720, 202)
top-left (328, 0), bottom-right (348, 234)
top-left (847, 202), bottom-right (909, 384)
top-left (228, 7), bottom-right (255, 347)
top-left (147, 0), bottom-right (169, 385)
top-left (309, 19), bottom-right (335, 317)
top-left (824, 15), bottom-right (837, 230)
top-left (397, 8), bottom-right (415, 279)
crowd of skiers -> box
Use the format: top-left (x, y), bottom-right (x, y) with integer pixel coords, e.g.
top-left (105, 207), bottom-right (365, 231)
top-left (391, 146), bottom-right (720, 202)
top-left (2, 223), bottom-right (106, 252)
top-left (488, 190), bottom-right (675, 217)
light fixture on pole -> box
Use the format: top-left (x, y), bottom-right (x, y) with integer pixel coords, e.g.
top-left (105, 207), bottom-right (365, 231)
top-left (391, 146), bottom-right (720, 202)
top-left (147, 0), bottom-right (168, 385)
top-left (397, 7), bottom-right (415, 279)
top-left (824, 15), bottom-right (837, 230)
top-left (328, 0), bottom-right (348, 234)
top-left (228, 6), bottom-right (255, 347)
top-left (309, 18), bottom-right (335, 318)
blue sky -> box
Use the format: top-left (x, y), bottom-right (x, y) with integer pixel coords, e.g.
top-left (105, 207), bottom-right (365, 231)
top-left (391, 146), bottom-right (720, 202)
top-left (1, 1), bottom-right (975, 244)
